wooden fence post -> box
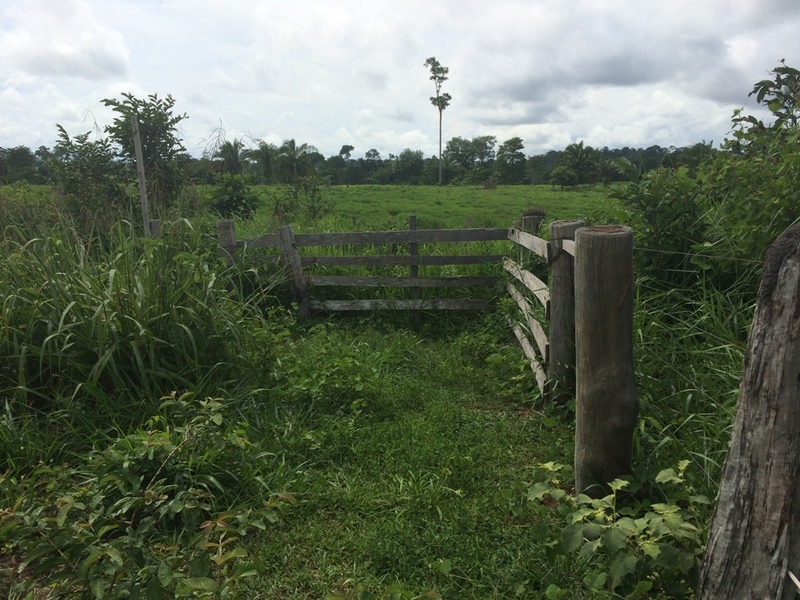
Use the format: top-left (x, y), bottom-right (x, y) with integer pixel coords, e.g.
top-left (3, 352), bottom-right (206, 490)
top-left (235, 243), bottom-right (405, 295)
top-left (516, 211), bottom-right (545, 264)
top-left (574, 225), bottom-right (639, 496)
top-left (696, 223), bottom-right (800, 599)
top-left (409, 215), bottom-right (421, 322)
top-left (215, 220), bottom-right (237, 262)
top-left (131, 115), bottom-right (152, 238)
top-left (149, 219), bottom-right (162, 239)
top-left (547, 220), bottom-right (583, 404)
top-left (278, 224), bottom-right (310, 317)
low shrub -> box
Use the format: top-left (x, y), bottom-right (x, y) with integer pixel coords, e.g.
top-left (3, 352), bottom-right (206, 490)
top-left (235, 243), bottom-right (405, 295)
top-left (0, 393), bottom-right (291, 598)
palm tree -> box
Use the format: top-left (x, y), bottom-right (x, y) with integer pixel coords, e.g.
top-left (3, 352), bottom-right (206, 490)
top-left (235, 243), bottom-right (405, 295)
top-left (244, 140), bottom-right (278, 183)
top-left (562, 141), bottom-right (597, 184)
top-left (277, 139), bottom-right (318, 183)
top-left (214, 138), bottom-right (245, 175)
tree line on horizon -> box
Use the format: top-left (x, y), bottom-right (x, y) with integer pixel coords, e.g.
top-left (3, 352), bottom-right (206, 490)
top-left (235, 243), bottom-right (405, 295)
top-left (0, 133), bottom-right (715, 189)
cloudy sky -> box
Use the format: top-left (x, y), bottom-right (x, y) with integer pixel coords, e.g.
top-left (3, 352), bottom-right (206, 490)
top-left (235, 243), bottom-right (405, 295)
top-left (1, 0), bottom-right (799, 160)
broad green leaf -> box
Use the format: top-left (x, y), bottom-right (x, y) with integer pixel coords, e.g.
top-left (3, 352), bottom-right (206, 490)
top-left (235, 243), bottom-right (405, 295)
top-left (630, 579), bottom-right (654, 598)
top-left (91, 577), bottom-right (106, 599)
top-left (157, 561), bottom-right (172, 587)
top-left (561, 524), bottom-right (584, 552)
top-left (601, 527), bottom-right (629, 553)
top-left (641, 541), bottom-right (661, 559)
top-left (105, 546), bottom-right (123, 566)
top-left (581, 523), bottom-right (603, 541)
top-left (176, 577), bottom-right (217, 593)
top-left (655, 468), bottom-right (681, 484)
top-left (608, 554), bottom-right (638, 589)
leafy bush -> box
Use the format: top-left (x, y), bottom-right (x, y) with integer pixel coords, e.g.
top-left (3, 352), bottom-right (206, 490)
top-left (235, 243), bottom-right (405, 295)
top-left (269, 176), bottom-right (334, 224)
top-left (525, 461), bottom-right (708, 598)
top-left (102, 92), bottom-right (188, 212)
top-left (0, 394), bottom-right (288, 598)
top-left (50, 125), bottom-right (133, 233)
top-left (611, 166), bottom-right (704, 287)
top-left (208, 173), bottom-right (262, 219)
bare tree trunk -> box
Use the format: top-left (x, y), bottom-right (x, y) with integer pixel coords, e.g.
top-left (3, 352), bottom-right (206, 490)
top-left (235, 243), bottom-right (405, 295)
top-left (574, 226), bottom-right (639, 496)
top-left (697, 222), bottom-right (800, 600)
top-left (438, 109), bottom-right (443, 185)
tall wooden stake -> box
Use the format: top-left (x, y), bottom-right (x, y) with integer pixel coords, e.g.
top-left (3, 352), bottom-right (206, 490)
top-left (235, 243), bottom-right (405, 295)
top-left (131, 115), bottom-right (151, 237)
top-left (278, 224), bottom-right (310, 317)
top-left (574, 225), bottom-right (639, 496)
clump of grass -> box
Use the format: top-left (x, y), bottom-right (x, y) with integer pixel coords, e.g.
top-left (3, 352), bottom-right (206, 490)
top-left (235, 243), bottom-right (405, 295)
top-left (0, 219), bottom-right (281, 466)
top-left (632, 276), bottom-right (751, 492)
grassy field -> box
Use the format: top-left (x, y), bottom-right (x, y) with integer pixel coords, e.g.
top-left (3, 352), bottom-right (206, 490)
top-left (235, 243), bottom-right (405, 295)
top-left (234, 183), bottom-right (615, 236)
top-left (0, 183), bottom-right (744, 598)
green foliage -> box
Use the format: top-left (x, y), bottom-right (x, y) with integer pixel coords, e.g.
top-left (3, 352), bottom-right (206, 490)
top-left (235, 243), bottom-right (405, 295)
top-left (269, 323), bottom-right (382, 416)
top-left (0, 393), bottom-right (284, 598)
top-left (549, 165), bottom-right (579, 190)
top-left (0, 182), bottom-right (63, 231)
top-left (496, 137), bottom-right (527, 184)
top-left (269, 176), bottom-right (334, 223)
top-left (611, 166), bottom-right (703, 286)
top-left (208, 173), bottom-right (262, 219)
top-left (102, 92), bottom-right (188, 211)
top-left (605, 61), bottom-right (800, 292)
top-left (0, 220), bottom-right (273, 431)
top-left (695, 62), bottom-right (800, 289)
top-left (50, 125), bottom-right (133, 233)
top-left (276, 139), bottom-right (319, 184)
top-left (527, 462), bottom-right (707, 598)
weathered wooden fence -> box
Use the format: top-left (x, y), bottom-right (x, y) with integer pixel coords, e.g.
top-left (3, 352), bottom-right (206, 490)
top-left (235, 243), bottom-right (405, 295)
top-left (217, 215), bottom-right (639, 494)
top-left (503, 219), bottom-right (640, 493)
top-left (215, 217), bottom-right (509, 316)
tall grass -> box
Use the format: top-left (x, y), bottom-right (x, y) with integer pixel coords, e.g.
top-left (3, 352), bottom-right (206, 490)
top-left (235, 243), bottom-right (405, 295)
top-left (0, 219), bottom-right (280, 466)
top-left (632, 277), bottom-right (751, 493)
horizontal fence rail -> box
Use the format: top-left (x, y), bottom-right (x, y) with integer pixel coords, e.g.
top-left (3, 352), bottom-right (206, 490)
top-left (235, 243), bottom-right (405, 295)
top-left (216, 218), bottom-right (509, 315)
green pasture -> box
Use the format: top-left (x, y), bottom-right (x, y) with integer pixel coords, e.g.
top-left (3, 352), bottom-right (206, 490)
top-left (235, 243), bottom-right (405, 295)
top-left (233, 183), bottom-right (614, 237)
top-left (0, 183), bottom-right (741, 599)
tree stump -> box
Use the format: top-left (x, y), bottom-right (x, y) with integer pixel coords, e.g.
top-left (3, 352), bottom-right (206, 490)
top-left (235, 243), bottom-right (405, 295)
top-left (697, 222), bottom-right (800, 599)
top-left (574, 225), bottom-right (639, 496)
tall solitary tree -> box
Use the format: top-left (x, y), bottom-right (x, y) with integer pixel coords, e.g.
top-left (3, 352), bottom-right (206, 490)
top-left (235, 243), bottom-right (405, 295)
top-left (424, 57), bottom-right (452, 185)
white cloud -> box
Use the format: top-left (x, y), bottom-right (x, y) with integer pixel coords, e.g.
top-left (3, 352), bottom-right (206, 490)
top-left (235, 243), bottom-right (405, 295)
top-left (1, 0), bottom-right (799, 158)
top-left (0, 0), bottom-right (129, 80)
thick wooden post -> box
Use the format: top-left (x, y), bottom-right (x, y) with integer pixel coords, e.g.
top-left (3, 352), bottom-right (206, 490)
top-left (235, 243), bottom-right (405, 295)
top-left (574, 225), bottom-right (639, 496)
top-left (215, 220), bottom-right (237, 263)
top-left (547, 220), bottom-right (583, 404)
top-left (149, 219), bottom-right (162, 239)
top-left (697, 223), bottom-right (800, 600)
top-left (278, 224), bottom-right (310, 317)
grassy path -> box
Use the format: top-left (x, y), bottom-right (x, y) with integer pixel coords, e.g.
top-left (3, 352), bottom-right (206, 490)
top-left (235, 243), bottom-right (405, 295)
top-left (243, 315), bottom-right (576, 598)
